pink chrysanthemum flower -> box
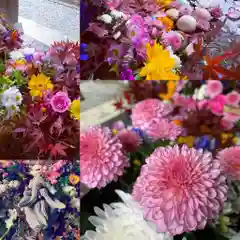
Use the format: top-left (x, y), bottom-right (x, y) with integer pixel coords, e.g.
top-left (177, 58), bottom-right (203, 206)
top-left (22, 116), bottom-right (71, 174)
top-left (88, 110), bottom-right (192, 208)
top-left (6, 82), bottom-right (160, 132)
top-left (132, 145), bottom-right (228, 235)
top-left (217, 146), bottom-right (240, 180)
top-left (207, 94), bottom-right (225, 116)
top-left (206, 80), bottom-right (223, 99)
top-left (80, 126), bottom-right (129, 188)
top-left (131, 99), bottom-right (174, 128)
top-left (117, 129), bottom-right (142, 152)
top-left (225, 91), bottom-right (240, 106)
top-left (50, 91), bottom-right (71, 113)
top-left (162, 31), bottom-right (183, 51)
top-left (144, 118), bottom-right (182, 141)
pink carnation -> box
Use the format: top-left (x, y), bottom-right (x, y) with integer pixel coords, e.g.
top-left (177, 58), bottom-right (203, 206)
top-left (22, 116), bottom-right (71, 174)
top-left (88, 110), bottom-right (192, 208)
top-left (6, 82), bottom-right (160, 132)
top-left (173, 93), bottom-right (197, 110)
top-left (50, 91), bottom-right (71, 113)
top-left (225, 91), bottom-right (240, 106)
top-left (207, 94), bottom-right (225, 116)
top-left (223, 112), bottom-right (240, 123)
top-left (132, 145), bottom-right (228, 235)
top-left (117, 129), bottom-right (142, 152)
top-left (217, 146), bottom-right (240, 180)
top-left (131, 99), bottom-right (174, 128)
top-left (206, 80), bottom-right (223, 98)
top-left (144, 118), bottom-right (182, 141)
top-left (162, 31), bottom-right (182, 51)
top-left (80, 126), bottom-right (129, 188)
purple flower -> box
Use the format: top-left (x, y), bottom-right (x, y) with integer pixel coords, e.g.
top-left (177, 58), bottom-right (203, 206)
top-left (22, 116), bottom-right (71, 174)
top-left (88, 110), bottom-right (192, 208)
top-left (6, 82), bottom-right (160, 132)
top-left (50, 91), bottom-right (71, 113)
top-left (120, 68), bottom-right (134, 80)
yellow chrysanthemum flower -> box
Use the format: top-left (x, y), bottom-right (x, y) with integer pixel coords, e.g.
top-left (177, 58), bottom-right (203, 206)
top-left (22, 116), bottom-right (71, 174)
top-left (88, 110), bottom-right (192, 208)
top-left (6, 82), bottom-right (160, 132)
top-left (139, 41), bottom-right (180, 80)
top-left (28, 73), bottom-right (53, 97)
top-left (70, 99), bottom-right (80, 120)
top-left (156, 0), bottom-right (173, 7)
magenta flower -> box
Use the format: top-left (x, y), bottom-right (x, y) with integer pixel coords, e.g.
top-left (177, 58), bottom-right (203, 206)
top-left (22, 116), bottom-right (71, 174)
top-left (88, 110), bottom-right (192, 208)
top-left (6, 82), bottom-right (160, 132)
top-left (131, 99), bottom-right (174, 128)
top-left (50, 91), bottom-right (71, 113)
top-left (162, 31), bottom-right (182, 51)
top-left (80, 126), bottom-right (129, 188)
top-left (117, 129), bottom-right (142, 152)
top-left (132, 145), bottom-right (228, 235)
top-left (217, 146), bottom-right (240, 180)
top-left (225, 91), bottom-right (240, 106)
top-left (207, 94), bottom-right (225, 116)
top-left (173, 93), bottom-right (197, 110)
top-left (206, 80), bottom-right (223, 98)
top-left (210, 6), bottom-right (223, 18)
top-left (120, 68), bottom-right (135, 80)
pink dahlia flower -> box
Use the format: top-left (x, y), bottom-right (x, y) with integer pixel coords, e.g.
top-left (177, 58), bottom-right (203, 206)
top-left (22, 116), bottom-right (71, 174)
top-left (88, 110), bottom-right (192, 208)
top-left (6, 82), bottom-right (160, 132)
top-left (217, 146), bottom-right (240, 180)
top-left (162, 31), bottom-right (183, 51)
top-left (206, 80), bottom-right (223, 99)
top-left (144, 118), bottom-right (182, 141)
top-left (117, 129), bottom-right (142, 152)
top-left (225, 91), bottom-right (240, 106)
top-left (131, 99), bottom-right (174, 128)
top-left (207, 94), bottom-right (225, 116)
top-left (80, 126), bottom-right (129, 188)
top-left (132, 145), bottom-right (228, 235)
top-left (50, 91), bottom-right (71, 113)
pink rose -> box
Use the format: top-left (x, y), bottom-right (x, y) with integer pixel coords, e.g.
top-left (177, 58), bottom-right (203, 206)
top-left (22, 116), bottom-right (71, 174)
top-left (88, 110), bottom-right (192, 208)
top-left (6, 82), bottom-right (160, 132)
top-left (206, 80), bottom-right (223, 98)
top-left (225, 91), bottom-right (240, 106)
top-left (207, 94), bottom-right (226, 116)
top-left (162, 31), bottom-right (183, 51)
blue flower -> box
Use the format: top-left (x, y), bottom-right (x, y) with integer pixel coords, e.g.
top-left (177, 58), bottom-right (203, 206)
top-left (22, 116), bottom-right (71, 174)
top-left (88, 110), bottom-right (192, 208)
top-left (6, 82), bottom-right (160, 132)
top-left (80, 43), bottom-right (88, 61)
top-left (194, 136), bottom-right (210, 150)
top-left (131, 128), bottom-right (145, 138)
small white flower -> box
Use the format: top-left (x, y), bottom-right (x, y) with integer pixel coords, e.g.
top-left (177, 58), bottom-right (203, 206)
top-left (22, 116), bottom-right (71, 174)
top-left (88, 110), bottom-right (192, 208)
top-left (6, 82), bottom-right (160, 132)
top-left (63, 185), bottom-right (77, 197)
top-left (113, 31), bottom-right (121, 39)
top-left (9, 50), bottom-right (24, 60)
top-left (0, 184), bottom-right (7, 194)
top-left (82, 190), bottom-right (173, 240)
top-left (98, 14), bottom-right (113, 24)
top-left (8, 180), bottom-right (20, 188)
top-left (193, 84), bottom-right (207, 100)
top-left (1, 86), bottom-right (23, 109)
top-left (21, 47), bottom-right (35, 55)
top-left (110, 10), bottom-right (126, 19)
top-left (70, 197), bottom-right (80, 211)
top-left (5, 209), bottom-right (17, 229)
top-left (166, 46), bottom-right (182, 69)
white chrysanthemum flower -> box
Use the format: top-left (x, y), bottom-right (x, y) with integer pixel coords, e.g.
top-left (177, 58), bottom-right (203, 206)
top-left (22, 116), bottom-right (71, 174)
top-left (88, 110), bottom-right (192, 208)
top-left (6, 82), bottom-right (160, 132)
top-left (1, 86), bottom-right (23, 108)
top-left (9, 50), bottom-right (24, 60)
top-left (193, 84), bottom-right (207, 100)
top-left (98, 14), bottom-right (113, 24)
top-left (82, 190), bottom-right (173, 240)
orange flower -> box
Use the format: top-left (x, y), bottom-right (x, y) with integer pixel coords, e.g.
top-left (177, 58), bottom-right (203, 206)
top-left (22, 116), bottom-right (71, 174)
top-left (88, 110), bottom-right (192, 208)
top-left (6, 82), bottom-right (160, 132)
top-left (157, 16), bottom-right (174, 32)
top-left (171, 119), bottom-right (182, 126)
top-left (69, 174), bottom-right (80, 185)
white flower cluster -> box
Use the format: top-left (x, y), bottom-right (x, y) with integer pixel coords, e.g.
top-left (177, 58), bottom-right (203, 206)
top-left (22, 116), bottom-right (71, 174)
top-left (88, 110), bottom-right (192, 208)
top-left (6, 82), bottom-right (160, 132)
top-left (0, 180), bottom-right (20, 194)
top-left (1, 86), bottom-right (23, 118)
top-left (82, 190), bottom-right (173, 240)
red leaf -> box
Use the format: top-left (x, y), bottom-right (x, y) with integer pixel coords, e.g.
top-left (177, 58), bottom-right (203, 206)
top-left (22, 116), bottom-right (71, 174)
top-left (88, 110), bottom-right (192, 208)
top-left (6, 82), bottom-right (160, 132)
top-left (50, 143), bottom-right (67, 158)
top-left (123, 91), bottom-right (131, 104)
top-left (113, 98), bottom-right (123, 110)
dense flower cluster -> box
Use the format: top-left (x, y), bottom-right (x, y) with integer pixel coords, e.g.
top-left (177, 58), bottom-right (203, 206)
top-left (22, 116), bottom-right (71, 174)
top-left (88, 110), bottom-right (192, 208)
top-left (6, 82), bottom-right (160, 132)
top-left (81, 0), bottom-right (240, 80)
top-left (0, 14), bottom-right (80, 159)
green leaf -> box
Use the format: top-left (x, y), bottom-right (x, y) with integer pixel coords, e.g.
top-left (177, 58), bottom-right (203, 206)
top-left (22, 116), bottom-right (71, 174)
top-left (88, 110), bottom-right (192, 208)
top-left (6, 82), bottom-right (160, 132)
top-left (0, 62), bottom-right (5, 73)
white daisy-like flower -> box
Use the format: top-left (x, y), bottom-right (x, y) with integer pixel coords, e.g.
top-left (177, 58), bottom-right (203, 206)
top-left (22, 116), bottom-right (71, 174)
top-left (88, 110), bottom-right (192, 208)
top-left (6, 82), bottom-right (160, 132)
top-left (81, 190), bottom-right (173, 240)
top-left (70, 197), bottom-right (80, 211)
top-left (1, 86), bottom-right (23, 109)
top-left (0, 184), bottom-right (8, 194)
top-left (98, 14), bottom-right (113, 24)
top-left (9, 50), bottom-right (24, 60)
top-left (193, 84), bottom-right (207, 100)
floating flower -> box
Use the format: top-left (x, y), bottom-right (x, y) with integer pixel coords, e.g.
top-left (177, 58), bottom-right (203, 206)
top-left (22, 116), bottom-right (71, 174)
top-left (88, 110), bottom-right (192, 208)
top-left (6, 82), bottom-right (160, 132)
top-left (217, 146), bottom-right (240, 180)
top-left (28, 73), bottom-right (54, 97)
top-left (139, 41), bottom-right (180, 80)
top-left (50, 91), bottom-right (71, 113)
top-left (132, 145), bottom-right (228, 235)
top-left (225, 91), bottom-right (240, 107)
top-left (69, 174), bottom-right (80, 185)
top-left (82, 190), bottom-right (173, 240)
top-left (206, 80), bottom-right (223, 99)
top-left (117, 129), bottom-right (142, 152)
top-left (1, 86), bottom-right (23, 109)
top-left (80, 126), bottom-right (129, 188)
top-left (69, 99), bottom-right (80, 120)
top-left (131, 99), bottom-right (174, 128)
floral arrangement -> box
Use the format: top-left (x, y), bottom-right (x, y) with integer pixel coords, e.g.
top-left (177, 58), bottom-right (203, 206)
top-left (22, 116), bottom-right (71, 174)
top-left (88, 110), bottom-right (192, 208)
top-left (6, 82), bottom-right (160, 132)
top-left (0, 160), bottom-right (80, 240)
top-left (80, 0), bottom-right (240, 80)
top-left (0, 12), bottom-right (80, 159)
top-left (80, 80), bottom-right (240, 240)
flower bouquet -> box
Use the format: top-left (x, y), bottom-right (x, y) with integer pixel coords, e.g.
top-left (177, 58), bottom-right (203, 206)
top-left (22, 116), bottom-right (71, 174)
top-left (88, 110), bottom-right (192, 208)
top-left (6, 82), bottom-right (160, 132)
top-left (0, 12), bottom-right (80, 159)
top-left (80, 80), bottom-right (240, 239)
top-left (80, 0), bottom-right (240, 80)
top-left (0, 160), bottom-right (80, 240)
